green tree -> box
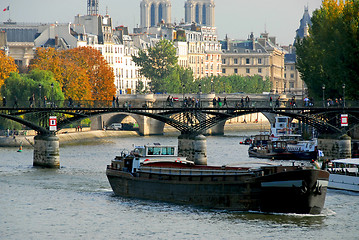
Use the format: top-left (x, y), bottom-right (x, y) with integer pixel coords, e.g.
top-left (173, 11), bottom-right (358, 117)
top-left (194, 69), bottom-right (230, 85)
top-left (0, 70), bottom-right (64, 107)
top-left (132, 39), bottom-right (178, 92)
top-left (296, 0), bottom-right (359, 100)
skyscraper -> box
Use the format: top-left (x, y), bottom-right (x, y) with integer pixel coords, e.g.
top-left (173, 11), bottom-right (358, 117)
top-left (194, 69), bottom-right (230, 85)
top-left (185, 0), bottom-right (215, 27)
top-left (140, 0), bottom-right (172, 28)
top-left (87, 0), bottom-right (99, 15)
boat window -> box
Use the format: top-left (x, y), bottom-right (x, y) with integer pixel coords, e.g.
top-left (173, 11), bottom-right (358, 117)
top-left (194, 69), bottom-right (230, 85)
top-left (161, 147), bottom-right (175, 155)
top-left (147, 147), bottom-right (161, 155)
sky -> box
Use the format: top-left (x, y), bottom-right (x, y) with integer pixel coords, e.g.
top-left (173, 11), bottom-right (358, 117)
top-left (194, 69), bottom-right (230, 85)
top-left (1, 0), bottom-right (323, 45)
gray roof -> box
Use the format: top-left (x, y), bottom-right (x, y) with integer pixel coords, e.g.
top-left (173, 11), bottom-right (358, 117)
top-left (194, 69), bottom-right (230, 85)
top-left (0, 28), bottom-right (39, 42)
top-left (285, 53), bottom-right (296, 63)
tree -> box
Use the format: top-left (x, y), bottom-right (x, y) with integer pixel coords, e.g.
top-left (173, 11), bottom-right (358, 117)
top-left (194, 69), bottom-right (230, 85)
top-left (30, 47), bottom-right (116, 101)
top-left (296, 0), bottom-right (359, 100)
top-left (0, 51), bottom-right (18, 92)
top-left (0, 70), bottom-right (64, 107)
top-left (66, 47), bottom-right (116, 101)
top-left (132, 39), bottom-right (178, 92)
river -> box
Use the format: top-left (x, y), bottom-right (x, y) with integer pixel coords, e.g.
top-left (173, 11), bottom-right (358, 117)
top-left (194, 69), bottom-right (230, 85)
top-left (1, 131), bottom-right (358, 240)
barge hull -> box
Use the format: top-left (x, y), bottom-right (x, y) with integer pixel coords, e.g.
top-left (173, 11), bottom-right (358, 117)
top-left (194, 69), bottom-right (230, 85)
top-left (106, 168), bottom-right (328, 214)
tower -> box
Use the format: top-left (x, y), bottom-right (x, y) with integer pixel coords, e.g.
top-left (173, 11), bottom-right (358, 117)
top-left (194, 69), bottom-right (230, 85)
top-left (87, 0), bottom-right (99, 15)
top-left (185, 0), bottom-right (215, 27)
top-left (140, 0), bottom-right (172, 28)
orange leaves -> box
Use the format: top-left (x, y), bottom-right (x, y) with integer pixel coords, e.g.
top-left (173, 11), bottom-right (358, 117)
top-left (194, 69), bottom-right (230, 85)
top-left (29, 47), bottom-right (116, 101)
top-left (66, 47), bottom-right (116, 101)
top-left (0, 51), bottom-right (18, 90)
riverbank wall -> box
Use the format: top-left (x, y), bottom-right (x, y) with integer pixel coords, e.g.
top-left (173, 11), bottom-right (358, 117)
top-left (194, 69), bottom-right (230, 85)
top-left (0, 122), bottom-right (270, 148)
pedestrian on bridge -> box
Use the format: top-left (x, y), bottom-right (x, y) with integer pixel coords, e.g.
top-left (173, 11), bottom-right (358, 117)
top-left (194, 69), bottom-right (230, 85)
top-left (212, 97), bottom-right (217, 107)
top-left (275, 97), bottom-right (280, 108)
top-left (29, 94), bottom-right (35, 108)
top-left (245, 96), bottom-right (250, 107)
top-left (13, 96), bottom-right (18, 108)
top-left (223, 97), bottom-right (227, 107)
top-left (112, 95), bottom-right (116, 108)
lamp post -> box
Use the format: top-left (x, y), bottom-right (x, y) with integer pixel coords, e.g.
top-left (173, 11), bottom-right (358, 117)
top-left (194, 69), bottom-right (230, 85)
top-left (223, 82), bottom-right (226, 93)
top-left (342, 83), bottom-right (346, 107)
top-left (51, 83), bottom-right (54, 107)
top-left (211, 78), bottom-right (214, 93)
top-left (322, 84), bottom-right (325, 107)
top-left (39, 84), bottom-right (42, 107)
top-left (182, 84), bottom-right (185, 107)
top-left (198, 83), bottom-right (202, 108)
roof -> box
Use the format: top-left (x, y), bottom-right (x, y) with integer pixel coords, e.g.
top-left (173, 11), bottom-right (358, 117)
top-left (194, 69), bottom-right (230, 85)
top-left (285, 53), bottom-right (296, 63)
top-left (331, 159), bottom-right (359, 165)
top-left (0, 28), bottom-right (38, 42)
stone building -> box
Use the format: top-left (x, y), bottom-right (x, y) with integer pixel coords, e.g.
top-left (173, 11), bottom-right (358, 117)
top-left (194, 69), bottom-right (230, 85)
top-left (0, 21), bottom-right (39, 70)
top-left (185, 0), bottom-right (215, 27)
top-left (221, 32), bottom-right (285, 93)
top-left (140, 0), bottom-right (172, 28)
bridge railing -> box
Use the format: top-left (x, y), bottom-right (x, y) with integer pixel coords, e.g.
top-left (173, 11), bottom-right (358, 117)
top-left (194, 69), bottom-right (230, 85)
top-left (0, 98), bottom-right (358, 109)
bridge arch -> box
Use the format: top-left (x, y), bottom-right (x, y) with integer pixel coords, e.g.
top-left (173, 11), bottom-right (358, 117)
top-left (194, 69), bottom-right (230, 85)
top-left (90, 112), bottom-right (166, 136)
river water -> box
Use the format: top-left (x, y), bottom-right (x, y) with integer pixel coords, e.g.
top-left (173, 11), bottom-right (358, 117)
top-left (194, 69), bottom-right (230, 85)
top-left (1, 131), bottom-right (358, 240)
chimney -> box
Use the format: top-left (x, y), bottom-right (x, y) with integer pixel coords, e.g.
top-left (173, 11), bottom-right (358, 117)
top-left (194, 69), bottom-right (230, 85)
top-left (269, 36), bottom-right (276, 45)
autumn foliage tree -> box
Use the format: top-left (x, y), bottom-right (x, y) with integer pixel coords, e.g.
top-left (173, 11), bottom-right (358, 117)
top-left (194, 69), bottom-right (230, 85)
top-left (296, 0), bottom-right (359, 100)
top-left (30, 47), bottom-right (115, 101)
top-left (0, 51), bottom-right (18, 92)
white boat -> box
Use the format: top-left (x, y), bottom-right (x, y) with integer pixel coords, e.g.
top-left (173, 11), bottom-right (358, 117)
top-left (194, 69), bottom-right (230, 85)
top-left (326, 159), bottom-right (359, 192)
top-left (130, 143), bottom-right (188, 163)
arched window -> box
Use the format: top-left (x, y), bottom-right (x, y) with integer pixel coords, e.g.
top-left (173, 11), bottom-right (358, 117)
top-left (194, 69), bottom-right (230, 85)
top-left (158, 3), bottom-right (163, 23)
top-left (151, 4), bottom-right (156, 26)
top-left (195, 4), bottom-right (200, 24)
top-left (202, 4), bottom-right (206, 25)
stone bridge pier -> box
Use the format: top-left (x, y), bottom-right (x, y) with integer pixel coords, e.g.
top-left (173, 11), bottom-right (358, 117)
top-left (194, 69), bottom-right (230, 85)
top-left (33, 134), bottom-right (60, 168)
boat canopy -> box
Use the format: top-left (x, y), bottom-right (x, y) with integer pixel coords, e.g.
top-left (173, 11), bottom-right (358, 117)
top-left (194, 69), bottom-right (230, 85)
top-left (331, 159), bottom-right (359, 166)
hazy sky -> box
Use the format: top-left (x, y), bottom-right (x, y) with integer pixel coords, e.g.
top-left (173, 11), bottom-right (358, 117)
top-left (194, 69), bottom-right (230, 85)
top-left (1, 0), bottom-right (323, 45)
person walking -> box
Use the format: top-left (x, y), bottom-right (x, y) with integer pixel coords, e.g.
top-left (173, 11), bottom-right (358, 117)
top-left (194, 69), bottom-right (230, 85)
top-left (13, 96), bottom-right (18, 108)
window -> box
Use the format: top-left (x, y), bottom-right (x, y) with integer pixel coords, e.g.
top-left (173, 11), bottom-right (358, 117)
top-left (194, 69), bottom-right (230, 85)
top-left (258, 68), bottom-right (262, 73)
top-left (258, 58), bottom-right (262, 64)
top-left (246, 58), bottom-right (250, 64)
top-left (222, 68), bottom-right (226, 74)
top-left (234, 58), bottom-right (238, 64)
top-left (234, 68), bottom-right (238, 74)
top-left (284, 73), bottom-right (287, 78)
top-left (246, 68), bottom-right (250, 74)
top-left (290, 74), bottom-right (294, 79)
top-left (222, 59), bottom-right (226, 64)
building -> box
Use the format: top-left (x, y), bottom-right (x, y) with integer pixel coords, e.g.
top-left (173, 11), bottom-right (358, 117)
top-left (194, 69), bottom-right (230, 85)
top-left (281, 6), bottom-right (313, 96)
top-left (185, 0), bottom-right (215, 27)
top-left (0, 21), bottom-right (39, 70)
top-left (221, 32), bottom-right (285, 93)
top-left (140, 0), bottom-right (172, 29)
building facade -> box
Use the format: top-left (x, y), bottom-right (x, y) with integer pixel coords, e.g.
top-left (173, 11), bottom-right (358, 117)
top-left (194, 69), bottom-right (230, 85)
top-left (221, 32), bottom-right (285, 93)
top-left (140, 0), bottom-right (172, 28)
top-left (185, 0), bottom-right (215, 27)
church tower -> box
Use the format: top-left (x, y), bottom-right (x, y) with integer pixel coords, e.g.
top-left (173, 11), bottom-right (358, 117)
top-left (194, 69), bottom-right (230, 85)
top-left (87, 0), bottom-right (99, 15)
top-left (140, 0), bottom-right (172, 28)
top-left (185, 0), bottom-right (215, 27)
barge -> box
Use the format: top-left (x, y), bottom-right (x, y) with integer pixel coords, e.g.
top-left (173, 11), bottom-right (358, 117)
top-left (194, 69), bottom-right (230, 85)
top-left (106, 145), bottom-right (329, 214)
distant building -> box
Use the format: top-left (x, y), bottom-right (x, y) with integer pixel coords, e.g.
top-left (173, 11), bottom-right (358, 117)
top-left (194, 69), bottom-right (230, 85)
top-left (185, 0), bottom-right (215, 27)
top-left (140, 0), bottom-right (172, 29)
top-left (0, 21), bottom-right (39, 70)
top-left (221, 32), bottom-right (285, 93)
top-left (281, 6), bottom-right (313, 96)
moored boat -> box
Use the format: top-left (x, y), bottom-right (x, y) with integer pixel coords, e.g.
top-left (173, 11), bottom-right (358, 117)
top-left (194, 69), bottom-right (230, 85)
top-left (106, 145), bottom-right (329, 214)
top-left (324, 158), bottom-right (359, 192)
top-left (248, 116), bottom-right (319, 160)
